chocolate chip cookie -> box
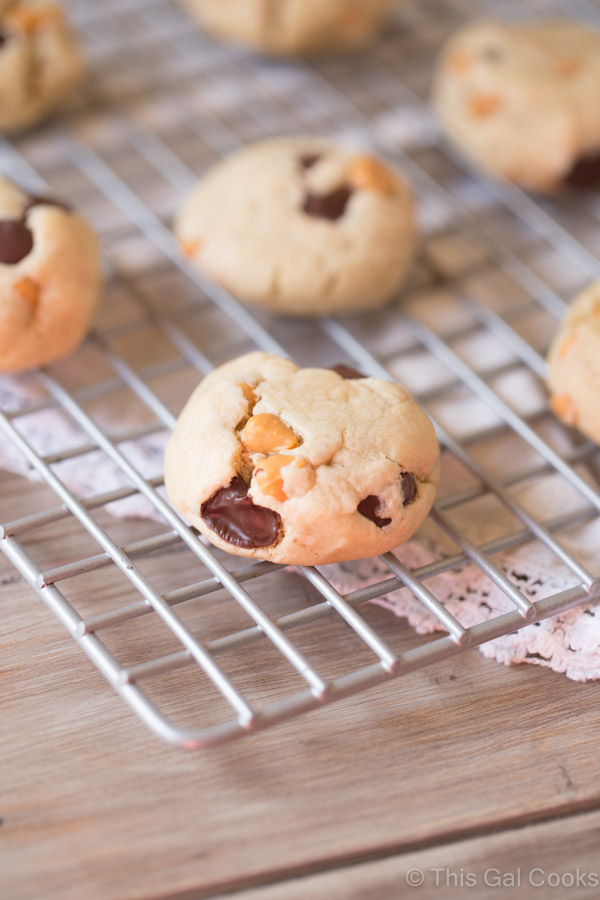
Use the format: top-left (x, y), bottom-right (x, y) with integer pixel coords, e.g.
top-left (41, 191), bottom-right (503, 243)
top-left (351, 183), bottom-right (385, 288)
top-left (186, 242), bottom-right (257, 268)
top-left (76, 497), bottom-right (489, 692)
top-left (164, 352), bottom-right (440, 565)
top-left (176, 0), bottom-right (393, 56)
top-left (0, 1), bottom-right (83, 134)
top-left (547, 281), bottom-right (600, 444)
top-left (175, 137), bottom-right (417, 316)
top-left (0, 178), bottom-right (101, 372)
top-left (432, 20), bottom-right (600, 193)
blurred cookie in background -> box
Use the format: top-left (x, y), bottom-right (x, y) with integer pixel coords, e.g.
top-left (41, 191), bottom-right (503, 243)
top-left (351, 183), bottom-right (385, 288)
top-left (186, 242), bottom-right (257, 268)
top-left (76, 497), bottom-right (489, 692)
top-left (0, 178), bottom-right (101, 372)
top-left (432, 20), bottom-right (600, 194)
top-left (0, 1), bottom-right (83, 133)
top-left (175, 136), bottom-right (417, 317)
top-left (547, 281), bottom-right (600, 445)
top-left (176, 0), bottom-right (394, 56)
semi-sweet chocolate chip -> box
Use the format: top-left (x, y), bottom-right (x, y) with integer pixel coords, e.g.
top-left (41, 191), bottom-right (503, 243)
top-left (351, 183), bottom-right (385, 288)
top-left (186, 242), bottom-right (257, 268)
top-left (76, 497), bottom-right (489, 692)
top-left (331, 364), bottom-right (366, 379)
top-left (401, 473), bottom-right (417, 505)
top-left (25, 194), bottom-right (71, 213)
top-left (0, 30), bottom-right (8, 49)
top-left (299, 154), bottom-right (321, 170)
top-left (0, 219), bottom-right (34, 264)
top-left (303, 185), bottom-right (352, 221)
top-left (563, 151), bottom-right (600, 189)
top-left (358, 495), bottom-right (392, 528)
top-left (201, 475), bottom-right (281, 549)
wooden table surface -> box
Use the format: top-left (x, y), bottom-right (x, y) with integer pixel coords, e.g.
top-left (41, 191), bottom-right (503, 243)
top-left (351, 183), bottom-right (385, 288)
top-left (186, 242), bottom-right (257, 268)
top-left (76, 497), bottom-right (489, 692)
top-left (2, 469), bottom-right (600, 900)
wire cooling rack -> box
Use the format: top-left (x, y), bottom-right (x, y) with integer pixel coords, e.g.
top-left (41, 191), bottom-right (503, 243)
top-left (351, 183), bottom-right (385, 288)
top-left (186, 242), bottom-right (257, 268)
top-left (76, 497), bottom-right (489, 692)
top-left (1, 0), bottom-right (600, 749)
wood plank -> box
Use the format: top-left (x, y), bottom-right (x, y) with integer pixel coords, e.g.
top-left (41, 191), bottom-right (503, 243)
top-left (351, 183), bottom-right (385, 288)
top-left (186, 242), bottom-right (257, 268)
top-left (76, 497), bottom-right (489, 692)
top-left (232, 808), bottom-right (600, 900)
top-left (2, 470), bottom-right (600, 900)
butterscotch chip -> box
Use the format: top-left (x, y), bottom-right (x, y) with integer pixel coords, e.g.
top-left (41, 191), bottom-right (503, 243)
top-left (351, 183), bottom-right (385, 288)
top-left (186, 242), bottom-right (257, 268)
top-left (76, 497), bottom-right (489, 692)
top-left (242, 413), bottom-right (299, 454)
top-left (468, 94), bottom-right (502, 118)
top-left (559, 335), bottom-right (577, 358)
top-left (237, 382), bottom-right (255, 403)
top-left (348, 156), bottom-right (399, 195)
top-left (5, 3), bottom-right (61, 32)
top-left (556, 58), bottom-right (580, 77)
top-left (164, 352), bottom-right (439, 566)
top-left (340, 10), bottom-right (368, 37)
top-left (254, 454), bottom-right (297, 502)
top-left (448, 51), bottom-right (471, 75)
top-left (550, 393), bottom-right (578, 426)
top-left (182, 238), bottom-right (202, 259)
top-left (13, 275), bottom-right (40, 308)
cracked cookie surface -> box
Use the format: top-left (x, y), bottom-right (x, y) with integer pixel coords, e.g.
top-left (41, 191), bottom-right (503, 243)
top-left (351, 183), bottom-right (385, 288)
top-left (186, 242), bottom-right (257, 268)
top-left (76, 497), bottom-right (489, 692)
top-left (432, 20), bottom-right (600, 193)
top-left (175, 137), bottom-right (417, 316)
top-left (0, 177), bottom-right (100, 372)
top-left (164, 352), bottom-right (440, 565)
top-left (547, 281), bottom-right (600, 445)
top-left (0, 1), bottom-right (83, 134)
top-left (176, 0), bottom-right (393, 56)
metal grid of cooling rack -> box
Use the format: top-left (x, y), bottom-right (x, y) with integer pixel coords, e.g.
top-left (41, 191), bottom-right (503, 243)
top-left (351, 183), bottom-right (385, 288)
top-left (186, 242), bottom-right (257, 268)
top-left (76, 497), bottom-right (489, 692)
top-left (1, 0), bottom-right (600, 749)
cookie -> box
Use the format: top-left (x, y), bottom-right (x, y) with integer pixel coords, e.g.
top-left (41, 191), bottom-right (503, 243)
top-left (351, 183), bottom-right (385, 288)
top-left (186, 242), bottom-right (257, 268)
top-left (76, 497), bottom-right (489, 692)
top-left (0, 178), bottom-right (101, 373)
top-left (432, 20), bottom-right (600, 193)
top-left (176, 0), bottom-right (393, 56)
top-left (175, 137), bottom-right (417, 316)
top-left (0, 1), bottom-right (83, 134)
top-left (164, 352), bottom-right (440, 566)
top-left (547, 281), bottom-right (600, 444)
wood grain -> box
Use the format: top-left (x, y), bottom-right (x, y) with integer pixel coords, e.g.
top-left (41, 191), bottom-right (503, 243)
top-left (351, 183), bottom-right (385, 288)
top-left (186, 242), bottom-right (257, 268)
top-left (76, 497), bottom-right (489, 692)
top-left (2, 470), bottom-right (600, 900)
top-left (234, 809), bottom-right (600, 900)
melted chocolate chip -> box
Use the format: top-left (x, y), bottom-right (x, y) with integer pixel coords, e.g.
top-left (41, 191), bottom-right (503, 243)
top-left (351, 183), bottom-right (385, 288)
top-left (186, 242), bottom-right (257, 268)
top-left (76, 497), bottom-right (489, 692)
top-left (201, 476), bottom-right (281, 550)
top-left (358, 495), bottom-right (392, 528)
top-left (330, 364), bottom-right (366, 379)
top-left (25, 194), bottom-right (71, 213)
top-left (303, 185), bottom-right (352, 221)
top-left (562, 151), bottom-right (600, 189)
top-left (0, 219), bottom-right (33, 264)
top-left (401, 473), bottom-right (417, 506)
top-left (300, 154), bottom-right (321, 170)
top-left (0, 30), bottom-right (7, 49)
